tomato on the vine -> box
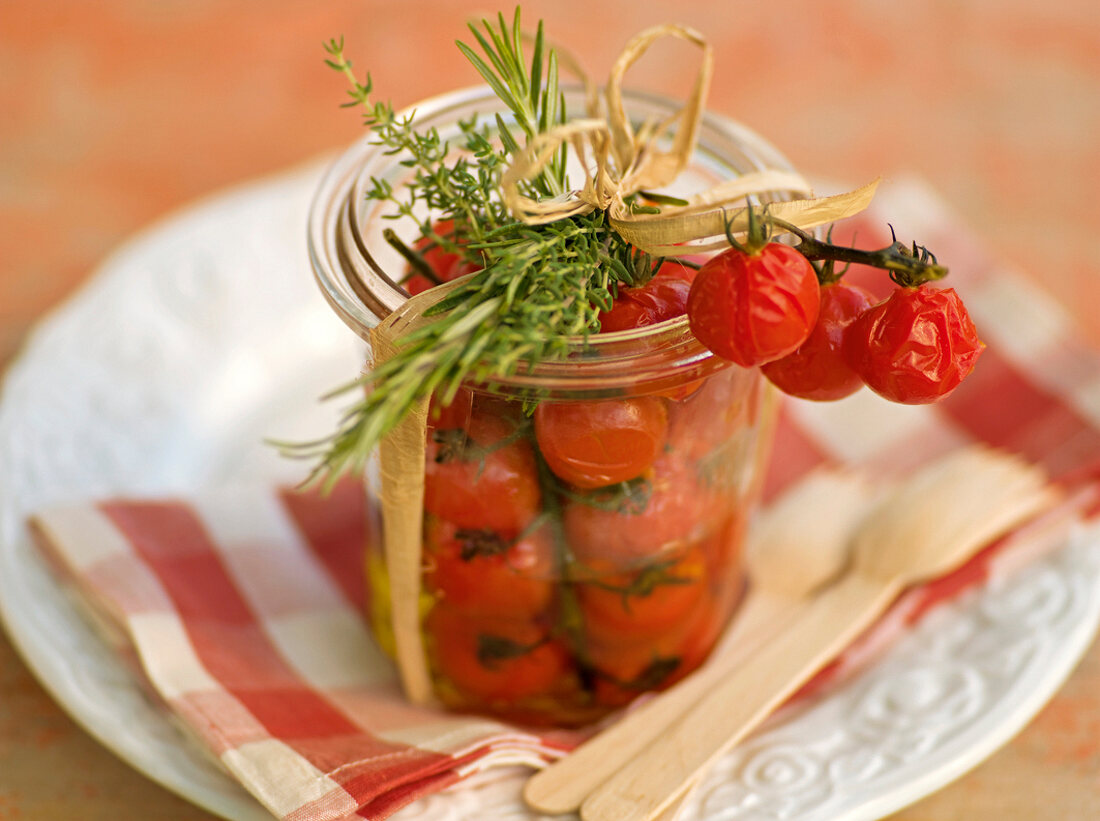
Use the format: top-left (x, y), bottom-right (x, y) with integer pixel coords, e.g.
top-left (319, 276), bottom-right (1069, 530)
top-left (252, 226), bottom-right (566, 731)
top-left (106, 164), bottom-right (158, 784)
top-left (424, 412), bottom-right (540, 535)
top-left (687, 243), bottom-right (820, 367)
top-left (761, 280), bottom-right (875, 401)
top-left (843, 285), bottom-right (983, 404)
top-left (425, 607), bottom-right (572, 703)
top-left (534, 397), bottom-right (668, 489)
top-left (599, 260), bottom-right (697, 333)
top-left (423, 518), bottom-right (554, 619)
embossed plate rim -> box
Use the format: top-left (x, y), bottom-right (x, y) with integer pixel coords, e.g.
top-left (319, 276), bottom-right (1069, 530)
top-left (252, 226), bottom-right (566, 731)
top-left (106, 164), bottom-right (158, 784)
top-left (0, 162), bottom-right (1098, 821)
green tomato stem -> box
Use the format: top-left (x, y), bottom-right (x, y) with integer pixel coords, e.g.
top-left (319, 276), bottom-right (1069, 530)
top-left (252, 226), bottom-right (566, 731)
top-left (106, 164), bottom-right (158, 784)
top-left (771, 217), bottom-right (949, 287)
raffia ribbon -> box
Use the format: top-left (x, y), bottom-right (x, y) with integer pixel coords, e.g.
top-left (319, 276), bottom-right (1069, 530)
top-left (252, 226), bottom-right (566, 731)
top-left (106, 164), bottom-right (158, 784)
top-left (376, 25), bottom-right (879, 703)
top-left (501, 23), bottom-right (878, 250)
top-left (370, 281), bottom-right (466, 703)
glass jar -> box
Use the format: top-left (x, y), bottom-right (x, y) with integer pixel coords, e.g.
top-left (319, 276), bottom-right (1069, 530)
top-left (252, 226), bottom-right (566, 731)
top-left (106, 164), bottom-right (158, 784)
top-left (309, 85), bottom-right (797, 726)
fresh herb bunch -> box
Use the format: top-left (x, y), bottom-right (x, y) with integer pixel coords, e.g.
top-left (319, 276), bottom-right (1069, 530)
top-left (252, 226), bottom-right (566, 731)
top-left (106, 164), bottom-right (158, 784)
top-left (294, 10), bottom-right (659, 487)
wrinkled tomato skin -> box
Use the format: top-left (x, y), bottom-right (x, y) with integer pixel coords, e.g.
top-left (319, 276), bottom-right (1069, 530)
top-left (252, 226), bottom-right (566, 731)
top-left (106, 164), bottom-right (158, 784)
top-left (687, 243), bottom-right (820, 367)
top-left (761, 280), bottom-right (875, 401)
top-left (424, 413), bottom-right (540, 536)
top-left (423, 518), bottom-right (554, 618)
top-left (424, 607), bottom-right (573, 704)
top-left (535, 397), bottom-right (668, 489)
top-left (599, 260), bottom-right (698, 333)
top-left (843, 285), bottom-right (983, 404)
top-left (563, 455), bottom-right (709, 566)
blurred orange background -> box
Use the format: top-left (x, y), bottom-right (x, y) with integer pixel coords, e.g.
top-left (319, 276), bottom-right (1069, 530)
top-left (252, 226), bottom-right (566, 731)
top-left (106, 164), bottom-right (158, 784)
top-left (1, 1), bottom-right (1098, 819)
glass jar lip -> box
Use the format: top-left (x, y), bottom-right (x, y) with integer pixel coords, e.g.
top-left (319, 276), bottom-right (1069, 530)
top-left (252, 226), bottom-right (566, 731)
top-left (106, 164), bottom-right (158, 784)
top-left (307, 83), bottom-right (799, 391)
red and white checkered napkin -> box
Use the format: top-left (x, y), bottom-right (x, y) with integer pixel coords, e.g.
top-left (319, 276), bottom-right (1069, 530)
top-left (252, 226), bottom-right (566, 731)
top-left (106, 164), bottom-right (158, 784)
top-left (31, 479), bottom-right (579, 820)
top-left (25, 178), bottom-right (1100, 821)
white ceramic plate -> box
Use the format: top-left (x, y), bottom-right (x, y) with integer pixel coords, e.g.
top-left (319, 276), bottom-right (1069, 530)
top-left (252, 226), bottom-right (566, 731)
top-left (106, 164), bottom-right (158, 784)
top-left (1, 163), bottom-right (1099, 821)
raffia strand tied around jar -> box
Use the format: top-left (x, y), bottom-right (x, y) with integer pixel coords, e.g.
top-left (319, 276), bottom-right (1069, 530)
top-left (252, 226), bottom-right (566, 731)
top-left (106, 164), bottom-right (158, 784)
top-left (372, 24), bottom-right (879, 703)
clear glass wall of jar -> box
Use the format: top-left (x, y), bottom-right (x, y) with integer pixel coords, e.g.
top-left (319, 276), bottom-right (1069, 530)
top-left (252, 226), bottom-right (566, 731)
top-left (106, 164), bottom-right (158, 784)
top-left (309, 86), bottom-right (797, 725)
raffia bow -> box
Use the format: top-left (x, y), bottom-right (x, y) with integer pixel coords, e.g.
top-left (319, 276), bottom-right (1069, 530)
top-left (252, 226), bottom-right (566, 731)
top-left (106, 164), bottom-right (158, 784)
top-left (501, 23), bottom-right (878, 252)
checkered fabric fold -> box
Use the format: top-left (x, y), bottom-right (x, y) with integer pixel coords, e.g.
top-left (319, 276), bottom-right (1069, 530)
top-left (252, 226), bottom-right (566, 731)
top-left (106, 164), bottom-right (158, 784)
top-left (28, 179), bottom-right (1100, 820)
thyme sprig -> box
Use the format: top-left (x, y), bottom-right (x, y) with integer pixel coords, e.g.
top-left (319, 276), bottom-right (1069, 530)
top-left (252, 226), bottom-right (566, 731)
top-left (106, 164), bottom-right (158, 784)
top-left (293, 11), bottom-right (653, 488)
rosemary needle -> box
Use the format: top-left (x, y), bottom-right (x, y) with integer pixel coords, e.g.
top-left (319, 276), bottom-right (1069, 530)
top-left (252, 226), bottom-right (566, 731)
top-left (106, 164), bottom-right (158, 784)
top-left (291, 9), bottom-right (656, 489)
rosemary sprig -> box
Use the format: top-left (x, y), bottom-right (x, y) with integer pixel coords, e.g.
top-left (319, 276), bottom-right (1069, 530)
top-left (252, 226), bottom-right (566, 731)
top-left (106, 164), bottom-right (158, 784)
top-left (291, 10), bottom-right (651, 488)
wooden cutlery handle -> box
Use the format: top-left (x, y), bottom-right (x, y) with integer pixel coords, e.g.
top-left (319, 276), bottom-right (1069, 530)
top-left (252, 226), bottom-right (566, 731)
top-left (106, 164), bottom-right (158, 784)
top-left (581, 573), bottom-right (901, 821)
top-left (524, 590), bottom-right (797, 814)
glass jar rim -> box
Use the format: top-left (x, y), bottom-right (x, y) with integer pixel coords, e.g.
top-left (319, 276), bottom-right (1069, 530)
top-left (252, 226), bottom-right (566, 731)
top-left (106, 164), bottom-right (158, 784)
top-left (307, 84), bottom-right (800, 394)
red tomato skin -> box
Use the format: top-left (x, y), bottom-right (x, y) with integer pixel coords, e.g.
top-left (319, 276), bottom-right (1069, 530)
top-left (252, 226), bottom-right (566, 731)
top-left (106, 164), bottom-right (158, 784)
top-left (665, 366), bottom-right (757, 461)
top-left (587, 591), bottom-right (724, 707)
top-left (563, 455), bottom-right (708, 566)
top-left (761, 280), bottom-right (875, 400)
top-left (424, 413), bottom-right (541, 536)
top-left (843, 285), bottom-right (984, 404)
top-left (687, 243), bottom-right (820, 367)
top-left (578, 547), bottom-right (709, 645)
top-left (599, 260), bottom-right (697, 333)
top-left (534, 397), bottom-right (668, 489)
top-left (424, 607), bottom-right (572, 703)
top-left (427, 386), bottom-right (474, 430)
top-left (405, 219), bottom-right (462, 295)
top-left (423, 518), bottom-right (554, 618)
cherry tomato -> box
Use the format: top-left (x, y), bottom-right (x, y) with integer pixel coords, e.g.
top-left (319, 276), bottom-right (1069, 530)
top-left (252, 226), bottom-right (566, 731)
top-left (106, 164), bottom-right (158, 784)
top-left (425, 607), bottom-right (572, 703)
top-left (687, 243), bottom-right (820, 367)
top-left (665, 367), bottom-right (756, 461)
top-left (696, 509), bottom-right (748, 590)
top-left (427, 386), bottom-right (474, 430)
top-left (424, 412), bottom-right (540, 536)
top-left (761, 280), bottom-right (875, 401)
top-left (586, 591), bottom-right (723, 707)
top-left (423, 518), bottom-right (554, 618)
top-left (405, 219), bottom-right (479, 295)
top-left (534, 397), bottom-right (668, 489)
top-left (598, 260), bottom-right (697, 333)
top-left (578, 546), bottom-right (708, 645)
top-left (563, 455), bottom-right (708, 566)
top-left (843, 285), bottom-right (984, 404)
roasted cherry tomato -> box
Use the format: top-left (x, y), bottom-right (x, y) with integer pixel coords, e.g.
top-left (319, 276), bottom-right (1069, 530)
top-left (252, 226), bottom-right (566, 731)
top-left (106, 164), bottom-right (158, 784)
top-left (423, 518), bottom-right (554, 618)
top-left (687, 243), bottom-right (820, 367)
top-left (534, 397), bottom-right (668, 489)
top-left (578, 546), bottom-right (708, 645)
top-left (843, 285), bottom-right (983, 404)
top-left (563, 455), bottom-right (708, 566)
top-left (424, 412), bottom-right (540, 535)
top-left (425, 607), bottom-right (572, 703)
top-left (599, 260), bottom-right (697, 333)
top-left (761, 280), bottom-right (875, 400)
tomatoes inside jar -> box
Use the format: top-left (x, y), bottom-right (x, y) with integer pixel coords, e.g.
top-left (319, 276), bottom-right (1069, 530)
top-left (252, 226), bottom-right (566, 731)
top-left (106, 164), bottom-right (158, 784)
top-left (359, 353), bottom-right (768, 725)
top-left (311, 87), bottom-right (794, 727)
